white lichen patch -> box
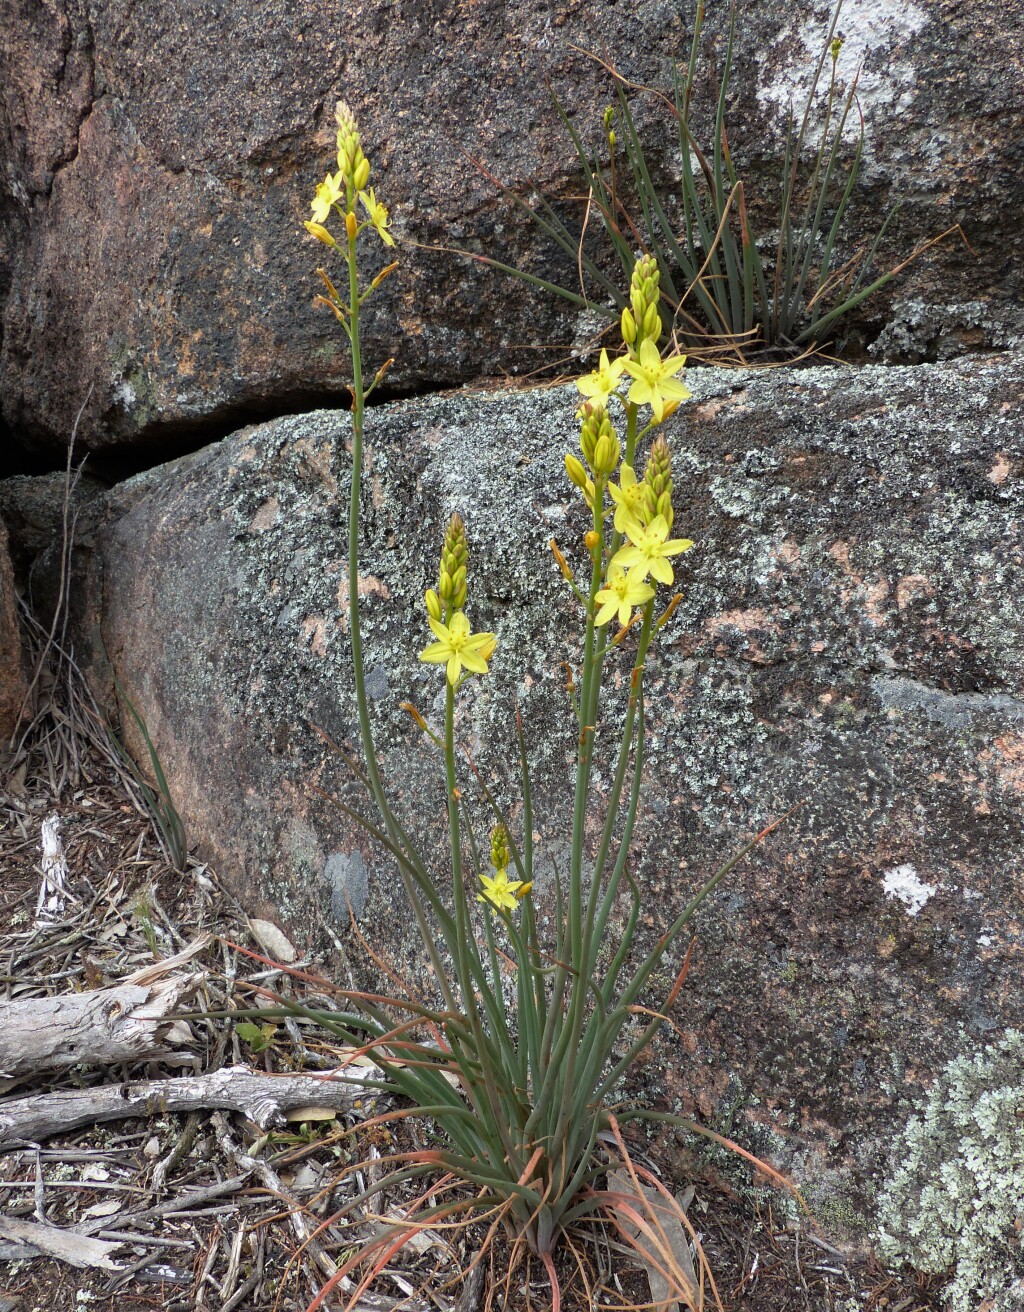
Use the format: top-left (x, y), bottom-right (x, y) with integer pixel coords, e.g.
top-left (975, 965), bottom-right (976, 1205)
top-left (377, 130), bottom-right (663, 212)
top-left (758, 0), bottom-right (930, 150)
top-left (881, 864), bottom-right (935, 916)
top-left (876, 1031), bottom-right (1024, 1311)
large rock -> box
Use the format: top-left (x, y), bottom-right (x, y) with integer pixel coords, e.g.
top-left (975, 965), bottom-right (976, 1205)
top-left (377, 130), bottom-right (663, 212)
top-left (4, 351), bottom-right (1022, 1254)
top-left (0, 514), bottom-right (28, 739)
top-left (3, 0), bottom-right (1023, 457)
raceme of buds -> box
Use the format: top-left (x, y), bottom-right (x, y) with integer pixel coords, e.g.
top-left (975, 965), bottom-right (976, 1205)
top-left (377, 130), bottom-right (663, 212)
top-left (490, 824), bottom-right (511, 872)
top-left (643, 434), bottom-right (674, 530)
top-left (335, 101), bottom-right (370, 191)
top-left (439, 513), bottom-right (468, 611)
top-left (579, 403), bottom-right (619, 476)
top-left (626, 253), bottom-right (663, 350)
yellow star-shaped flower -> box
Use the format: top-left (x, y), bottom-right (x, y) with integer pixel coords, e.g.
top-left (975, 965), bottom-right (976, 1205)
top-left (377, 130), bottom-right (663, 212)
top-left (594, 566), bottom-right (655, 627)
top-left (622, 339), bottom-right (691, 422)
top-left (611, 513), bottom-right (693, 585)
top-left (419, 611), bottom-right (496, 685)
top-left (358, 188), bottom-right (395, 247)
top-left (310, 171), bottom-right (345, 224)
top-left (478, 868), bottom-right (529, 911)
top-left (576, 349), bottom-right (627, 402)
top-left (607, 464), bottom-right (650, 533)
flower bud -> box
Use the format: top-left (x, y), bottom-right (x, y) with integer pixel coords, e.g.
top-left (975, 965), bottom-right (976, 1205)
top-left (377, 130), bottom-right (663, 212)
top-left (592, 430), bottom-right (620, 476)
top-left (621, 307), bottom-right (637, 347)
top-left (490, 824), bottom-right (511, 871)
top-left (346, 211), bottom-right (358, 242)
top-left (304, 221), bottom-right (338, 248)
top-left (642, 303), bottom-right (662, 341)
top-left (628, 253), bottom-right (663, 349)
top-left (643, 434), bottom-right (674, 530)
top-left (451, 565), bottom-right (467, 610)
top-left (334, 101), bottom-right (372, 193)
top-left (425, 588), bottom-right (442, 622)
top-left (439, 513), bottom-right (469, 610)
top-left (584, 530), bottom-right (600, 552)
top-left (565, 453), bottom-right (588, 489)
top-left (580, 403), bottom-right (619, 475)
top-left (550, 538), bottom-right (573, 581)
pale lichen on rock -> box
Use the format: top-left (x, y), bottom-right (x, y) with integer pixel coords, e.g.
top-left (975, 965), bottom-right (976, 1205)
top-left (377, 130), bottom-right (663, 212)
top-left (876, 1030), bottom-right (1024, 1310)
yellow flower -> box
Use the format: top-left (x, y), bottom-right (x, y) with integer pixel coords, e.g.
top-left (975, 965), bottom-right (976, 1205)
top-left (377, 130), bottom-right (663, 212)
top-left (608, 464), bottom-right (649, 533)
top-left (622, 339), bottom-right (691, 422)
top-left (576, 349), bottom-right (627, 402)
top-left (359, 188), bottom-right (395, 247)
top-left (611, 513), bottom-right (693, 585)
top-left (478, 868), bottom-right (527, 911)
top-left (594, 566), bottom-right (655, 627)
top-left (419, 611), bottom-right (496, 685)
top-left (310, 171), bottom-right (345, 224)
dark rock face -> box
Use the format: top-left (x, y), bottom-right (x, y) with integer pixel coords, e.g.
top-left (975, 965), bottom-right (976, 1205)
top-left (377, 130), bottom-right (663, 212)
top-left (3, 0), bottom-right (1023, 457)
top-left (5, 351), bottom-right (1022, 1239)
top-left (0, 515), bottom-right (28, 739)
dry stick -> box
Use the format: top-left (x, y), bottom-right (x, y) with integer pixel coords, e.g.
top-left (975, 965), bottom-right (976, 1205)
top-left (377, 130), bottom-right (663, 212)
top-left (0, 1065), bottom-right (381, 1146)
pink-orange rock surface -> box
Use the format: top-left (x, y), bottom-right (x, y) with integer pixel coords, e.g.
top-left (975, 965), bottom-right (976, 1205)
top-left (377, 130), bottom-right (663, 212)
top-left (2, 0), bottom-right (1023, 458)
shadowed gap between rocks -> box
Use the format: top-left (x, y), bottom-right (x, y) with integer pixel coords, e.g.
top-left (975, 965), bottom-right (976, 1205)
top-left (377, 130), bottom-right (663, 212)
top-left (2, 377), bottom-right (458, 483)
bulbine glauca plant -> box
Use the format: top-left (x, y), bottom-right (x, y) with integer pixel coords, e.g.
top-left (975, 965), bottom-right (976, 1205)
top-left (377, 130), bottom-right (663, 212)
top-left (467, 0), bottom-right (963, 365)
top-left (289, 102), bottom-right (795, 1311)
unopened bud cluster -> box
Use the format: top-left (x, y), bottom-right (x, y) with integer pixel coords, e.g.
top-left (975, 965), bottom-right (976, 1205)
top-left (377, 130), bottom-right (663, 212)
top-left (621, 254), bottom-right (663, 351)
top-left (438, 513), bottom-right (468, 612)
top-left (335, 101), bottom-right (370, 192)
top-left (490, 824), bottom-right (511, 872)
top-left (643, 435), bottom-right (674, 529)
top-left (579, 402), bottom-right (620, 476)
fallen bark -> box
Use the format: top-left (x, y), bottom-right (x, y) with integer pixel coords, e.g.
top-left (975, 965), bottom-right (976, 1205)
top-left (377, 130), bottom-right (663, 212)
top-left (0, 934), bottom-right (210, 1078)
top-left (0, 1214), bottom-right (124, 1270)
top-left (0, 1064), bottom-right (380, 1145)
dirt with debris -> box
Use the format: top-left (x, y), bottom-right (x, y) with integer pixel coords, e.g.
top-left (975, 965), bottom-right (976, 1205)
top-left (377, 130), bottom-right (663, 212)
top-left (0, 609), bottom-right (945, 1312)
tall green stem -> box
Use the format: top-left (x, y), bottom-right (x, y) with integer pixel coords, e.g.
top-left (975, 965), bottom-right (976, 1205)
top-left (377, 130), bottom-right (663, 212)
top-left (345, 227), bottom-right (389, 816)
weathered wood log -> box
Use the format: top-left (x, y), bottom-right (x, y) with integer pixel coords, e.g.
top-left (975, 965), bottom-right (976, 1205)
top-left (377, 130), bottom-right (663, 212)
top-left (0, 935), bottom-right (210, 1078)
top-left (0, 1064), bottom-right (380, 1144)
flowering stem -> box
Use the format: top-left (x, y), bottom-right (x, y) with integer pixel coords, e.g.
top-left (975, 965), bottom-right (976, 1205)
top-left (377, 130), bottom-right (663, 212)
top-left (345, 222), bottom-right (388, 817)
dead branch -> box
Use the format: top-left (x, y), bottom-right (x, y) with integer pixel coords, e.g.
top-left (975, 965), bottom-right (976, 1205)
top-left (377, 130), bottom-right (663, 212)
top-left (0, 1064), bottom-right (381, 1145)
top-left (0, 936), bottom-right (212, 1079)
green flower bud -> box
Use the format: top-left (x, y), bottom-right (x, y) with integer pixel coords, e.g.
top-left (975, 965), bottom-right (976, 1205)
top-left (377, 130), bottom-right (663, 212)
top-left (592, 429), bottom-right (620, 476)
top-left (565, 453), bottom-right (589, 489)
top-left (425, 588), bottom-right (442, 622)
top-left (627, 254), bottom-right (664, 350)
top-left (439, 513), bottom-right (469, 611)
top-left (643, 434), bottom-right (674, 530)
top-left (621, 307), bottom-right (637, 347)
top-left (490, 823), bottom-right (511, 871)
